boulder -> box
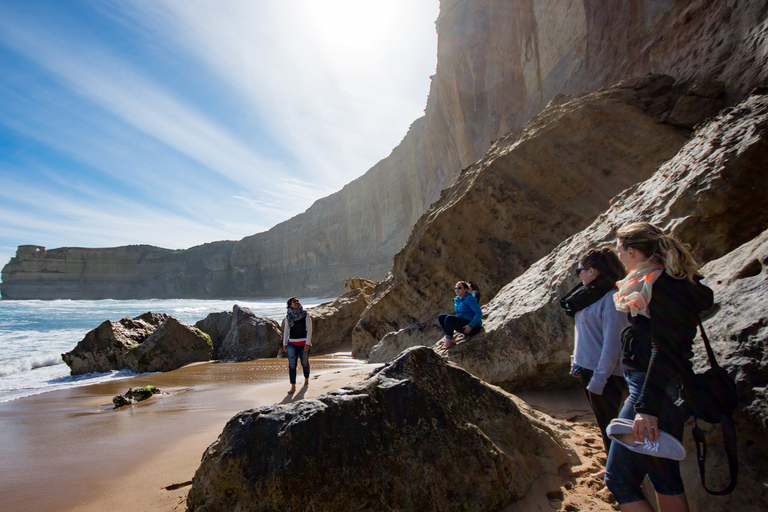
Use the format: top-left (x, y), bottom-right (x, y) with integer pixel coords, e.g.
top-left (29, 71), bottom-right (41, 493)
top-left (668, 81), bottom-right (726, 128)
top-left (215, 305), bottom-right (282, 361)
top-left (62, 312), bottom-right (169, 375)
top-left (62, 312), bottom-right (212, 375)
top-left (352, 74), bottom-right (690, 357)
top-left (186, 347), bottom-right (573, 512)
top-left (368, 321), bottom-right (443, 364)
top-left (306, 283), bottom-right (377, 353)
top-left (195, 311), bottom-right (233, 358)
top-left (122, 317), bottom-right (212, 373)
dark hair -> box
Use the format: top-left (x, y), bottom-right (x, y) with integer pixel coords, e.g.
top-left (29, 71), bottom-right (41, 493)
top-left (616, 222), bottom-right (700, 281)
top-left (468, 281), bottom-right (480, 293)
top-left (286, 297), bottom-right (299, 308)
top-left (579, 245), bottom-right (627, 282)
top-left (455, 281), bottom-right (468, 290)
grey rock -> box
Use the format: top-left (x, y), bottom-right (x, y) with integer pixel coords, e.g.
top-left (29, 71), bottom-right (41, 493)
top-left (186, 347), bottom-right (573, 512)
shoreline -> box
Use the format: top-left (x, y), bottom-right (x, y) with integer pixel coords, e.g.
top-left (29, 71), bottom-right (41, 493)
top-left (0, 351), bottom-right (380, 512)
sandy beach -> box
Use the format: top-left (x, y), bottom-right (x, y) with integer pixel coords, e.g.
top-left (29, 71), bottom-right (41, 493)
top-left (0, 347), bottom-right (381, 512)
top-left (1, 347), bottom-right (609, 512)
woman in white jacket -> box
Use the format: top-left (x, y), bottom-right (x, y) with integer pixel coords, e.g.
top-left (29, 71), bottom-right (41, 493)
top-left (560, 246), bottom-right (628, 463)
top-left (283, 297), bottom-right (312, 394)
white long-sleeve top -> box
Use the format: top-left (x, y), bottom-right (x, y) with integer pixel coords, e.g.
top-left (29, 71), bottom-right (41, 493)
top-left (282, 314), bottom-right (312, 347)
top-left (571, 290), bottom-right (627, 395)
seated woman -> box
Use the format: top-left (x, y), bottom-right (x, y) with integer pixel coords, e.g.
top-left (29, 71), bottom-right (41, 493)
top-left (438, 281), bottom-right (482, 349)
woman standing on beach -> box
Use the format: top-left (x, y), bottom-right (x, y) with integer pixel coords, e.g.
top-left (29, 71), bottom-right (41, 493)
top-left (604, 222), bottom-right (714, 512)
top-left (283, 297), bottom-right (312, 394)
top-left (437, 281), bottom-right (482, 349)
top-left (559, 246), bottom-right (628, 463)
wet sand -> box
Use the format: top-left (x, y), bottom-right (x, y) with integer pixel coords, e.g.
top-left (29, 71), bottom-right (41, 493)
top-left (0, 351), bottom-right (380, 512)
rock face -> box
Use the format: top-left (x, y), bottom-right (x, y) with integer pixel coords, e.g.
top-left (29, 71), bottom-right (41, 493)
top-left (62, 312), bottom-right (213, 375)
top-left (433, 91), bottom-right (768, 391)
top-left (186, 347), bottom-right (572, 512)
top-left (4, 1), bottom-right (768, 300)
top-left (353, 74), bottom-right (690, 357)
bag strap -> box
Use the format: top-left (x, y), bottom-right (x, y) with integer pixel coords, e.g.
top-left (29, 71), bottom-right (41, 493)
top-left (697, 318), bottom-right (720, 368)
top-left (692, 416), bottom-right (739, 495)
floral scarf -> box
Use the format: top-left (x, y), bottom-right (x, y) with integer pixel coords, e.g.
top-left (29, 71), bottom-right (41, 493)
top-left (613, 265), bottom-right (663, 318)
top-left (286, 306), bottom-right (307, 328)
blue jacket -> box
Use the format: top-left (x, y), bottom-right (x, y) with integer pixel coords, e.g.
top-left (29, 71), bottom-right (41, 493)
top-left (454, 294), bottom-right (482, 328)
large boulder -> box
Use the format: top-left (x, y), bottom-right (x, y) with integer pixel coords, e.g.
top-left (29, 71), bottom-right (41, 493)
top-left (186, 347), bottom-right (573, 512)
top-left (122, 316), bottom-right (213, 373)
top-left (194, 311), bottom-right (233, 358)
top-left (62, 312), bottom-right (169, 375)
top-left (351, 74), bottom-right (690, 358)
top-left (214, 305), bottom-right (282, 361)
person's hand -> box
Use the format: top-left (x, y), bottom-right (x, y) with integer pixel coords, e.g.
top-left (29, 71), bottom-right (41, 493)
top-left (463, 325), bottom-right (471, 334)
top-left (283, 346), bottom-right (287, 353)
top-left (632, 413), bottom-right (659, 443)
top-left (304, 345), bottom-right (310, 352)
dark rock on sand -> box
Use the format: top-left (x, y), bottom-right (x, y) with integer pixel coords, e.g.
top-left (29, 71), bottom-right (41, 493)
top-left (112, 385), bottom-right (161, 408)
top-left (186, 347), bottom-right (573, 512)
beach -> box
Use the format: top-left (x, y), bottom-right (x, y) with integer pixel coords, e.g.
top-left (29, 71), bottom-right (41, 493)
top-left (0, 346), bottom-right (381, 512)
top-left (1, 345), bottom-right (611, 512)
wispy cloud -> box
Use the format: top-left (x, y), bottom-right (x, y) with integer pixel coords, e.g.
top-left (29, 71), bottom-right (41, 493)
top-left (0, 0), bottom-right (438, 272)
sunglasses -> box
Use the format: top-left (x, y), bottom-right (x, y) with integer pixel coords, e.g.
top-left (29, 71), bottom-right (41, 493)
top-left (575, 267), bottom-right (588, 277)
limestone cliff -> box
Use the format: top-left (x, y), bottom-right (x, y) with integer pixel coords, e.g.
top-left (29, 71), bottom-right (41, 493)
top-left (3, 0), bottom-right (768, 299)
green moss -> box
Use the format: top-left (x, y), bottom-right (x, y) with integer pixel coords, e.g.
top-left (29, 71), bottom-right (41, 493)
top-left (195, 327), bottom-right (213, 349)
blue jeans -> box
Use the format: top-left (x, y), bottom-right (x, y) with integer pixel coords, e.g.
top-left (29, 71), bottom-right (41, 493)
top-left (286, 343), bottom-right (310, 384)
top-left (604, 371), bottom-right (689, 505)
top-left (438, 314), bottom-right (480, 338)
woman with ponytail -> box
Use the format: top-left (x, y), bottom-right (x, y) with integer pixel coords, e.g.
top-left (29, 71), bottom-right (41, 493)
top-left (604, 223), bottom-right (714, 512)
top-left (560, 246), bottom-right (628, 468)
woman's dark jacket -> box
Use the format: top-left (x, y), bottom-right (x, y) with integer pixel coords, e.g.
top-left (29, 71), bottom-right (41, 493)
top-left (622, 271), bottom-right (714, 417)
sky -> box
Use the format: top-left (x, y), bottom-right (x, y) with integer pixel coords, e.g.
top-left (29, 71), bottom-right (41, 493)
top-left (0, 0), bottom-right (439, 272)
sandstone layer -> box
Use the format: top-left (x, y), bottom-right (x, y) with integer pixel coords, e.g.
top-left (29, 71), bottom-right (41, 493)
top-left (186, 347), bottom-right (573, 512)
top-left (4, 0), bottom-right (768, 300)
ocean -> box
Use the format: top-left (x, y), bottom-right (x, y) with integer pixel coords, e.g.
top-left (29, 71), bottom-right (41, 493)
top-left (0, 298), bottom-right (323, 403)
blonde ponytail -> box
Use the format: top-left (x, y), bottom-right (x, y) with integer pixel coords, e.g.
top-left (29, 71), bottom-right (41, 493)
top-left (616, 223), bottom-right (700, 281)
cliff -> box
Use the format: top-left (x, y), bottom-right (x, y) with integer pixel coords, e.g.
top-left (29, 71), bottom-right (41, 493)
top-left (3, 0), bottom-right (768, 299)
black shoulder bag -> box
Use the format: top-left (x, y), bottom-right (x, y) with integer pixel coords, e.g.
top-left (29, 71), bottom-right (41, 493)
top-left (683, 319), bottom-right (739, 495)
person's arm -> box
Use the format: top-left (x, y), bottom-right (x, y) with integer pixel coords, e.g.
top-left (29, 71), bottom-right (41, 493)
top-left (466, 295), bottom-right (482, 329)
top-left (586, 292), bottom-right (625, 395)
top-left (282, 317), bottom-right (289, 349)
top-left (305, 314), bottom-right (312, 348)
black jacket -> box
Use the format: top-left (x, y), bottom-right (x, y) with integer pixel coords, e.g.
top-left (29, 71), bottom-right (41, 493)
top-left (621, 271), bottom-right (714, 417)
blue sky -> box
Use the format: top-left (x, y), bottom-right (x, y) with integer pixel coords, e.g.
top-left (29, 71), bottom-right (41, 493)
top-left (0, 0), bottom-right (438, 271)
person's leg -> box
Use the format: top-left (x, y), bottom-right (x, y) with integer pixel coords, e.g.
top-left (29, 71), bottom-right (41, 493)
top-left (438, 314), bottom-right (449, 334)
top-left (300, 346), bottom-right (310, 386)
top-left (442, 316), bottom-right (469, 347)
top-left (655, 493), bottom-right (689, 512)
top-left (604, 372), bottom-right (651, 507)
top-left (286, 343), bottom-right (298, 393)
top-left (584, 373), bottom-right (626, 454)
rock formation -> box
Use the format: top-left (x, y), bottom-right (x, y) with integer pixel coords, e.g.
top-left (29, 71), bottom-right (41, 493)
top-left (210, 305), bottom-right (282, 361)
top-left (186, 347), bottom-right (573, 512)
top-left (379, 90), bottom-right (768, 393)
top-left (62, 312), bottom-right (213, 375)
top-left (4, 0), bottom-right (768, 300)
top-left (356, 74), bottom-right (691, 358)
